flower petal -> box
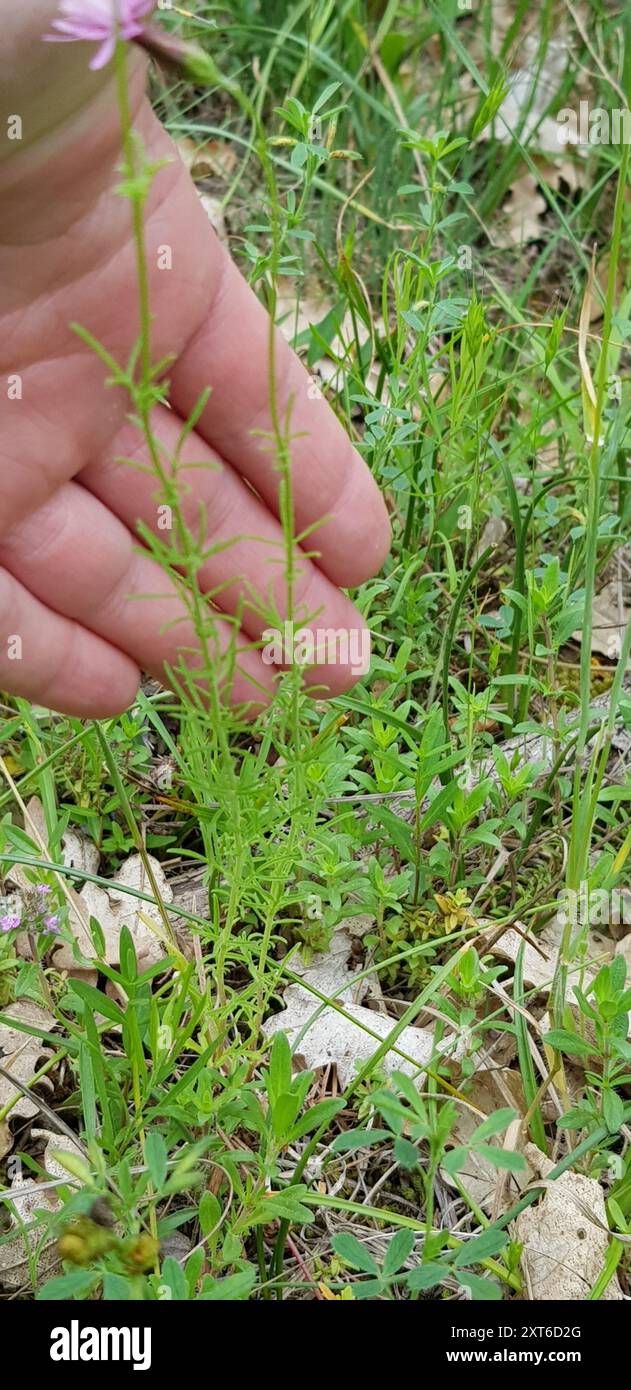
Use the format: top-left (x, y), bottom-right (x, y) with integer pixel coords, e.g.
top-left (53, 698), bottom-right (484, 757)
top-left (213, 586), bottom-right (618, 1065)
top-left (90, 32), bottom-right (117, 67)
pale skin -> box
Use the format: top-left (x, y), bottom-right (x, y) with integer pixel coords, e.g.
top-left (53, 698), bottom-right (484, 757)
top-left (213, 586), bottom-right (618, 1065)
top-left (0, 2), bottom-right (390, 718)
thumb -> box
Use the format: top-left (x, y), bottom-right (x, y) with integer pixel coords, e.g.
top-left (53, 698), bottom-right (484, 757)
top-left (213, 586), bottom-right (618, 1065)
top-left (0, 2), bottom-right (146, 177)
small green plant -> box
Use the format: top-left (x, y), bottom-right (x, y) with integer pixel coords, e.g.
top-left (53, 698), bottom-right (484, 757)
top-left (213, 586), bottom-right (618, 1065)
top-left (546, 956), bottom-right (631, 1140)
top-left (330, 1070), bottom-right (524, 1299)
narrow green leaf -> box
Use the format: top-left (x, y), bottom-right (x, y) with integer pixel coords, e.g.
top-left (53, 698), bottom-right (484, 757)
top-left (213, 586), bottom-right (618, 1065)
top-left (145, 1130), bottom-right (168, 1189)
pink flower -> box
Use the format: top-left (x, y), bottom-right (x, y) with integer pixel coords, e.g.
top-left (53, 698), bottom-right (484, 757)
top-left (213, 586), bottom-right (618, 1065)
top-left (0, 914), bottom-right (21, 933)
top-left (44, 1), bottom-right (155, 71)
top-left (43, 915), bottom-right (61, 934)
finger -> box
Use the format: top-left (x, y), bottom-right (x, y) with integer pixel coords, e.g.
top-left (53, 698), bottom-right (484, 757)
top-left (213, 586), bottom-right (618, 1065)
top-left (0, 566), bottom-right (139, 718)
top-left (2, 91), bottom-right (389, 587)
top-left (0, 484), bottom-right (276, 710)
top-left (0, 97), bottom-right (216, 531)
top-left (1, 79), bottom-right (389, 607)
top-left (79, 405), bottom-right (372, 691)
top-left (8, 467), bottom-right (370, 698)
top-left (167, 246), bottom-right (391, 587)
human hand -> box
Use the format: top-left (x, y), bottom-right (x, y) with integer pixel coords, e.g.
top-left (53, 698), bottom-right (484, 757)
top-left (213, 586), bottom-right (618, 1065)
top-left (0, 2), bottom-right (390, 716)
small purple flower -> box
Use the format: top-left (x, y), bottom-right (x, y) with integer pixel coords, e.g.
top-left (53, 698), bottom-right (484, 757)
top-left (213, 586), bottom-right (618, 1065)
top-left (43, 915), bottom-right (61, 934)
top-left (44, 1), bottom-right (155, 71)
top-left (37, 884), bottom-right (51, 897)
top-left (0, 914), bottom-right (21, 933)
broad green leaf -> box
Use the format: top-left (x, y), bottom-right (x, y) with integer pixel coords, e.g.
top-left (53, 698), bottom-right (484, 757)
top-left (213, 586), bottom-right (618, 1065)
top-left (288, 1097), bottom-right (343, 1142)
top-left (406, 1262), bottom-right (446, 1291)
top-left (332, 1233), bottom-right (379, 1276)
top-left (453, 1228), bottom-right (509, 1267)
top-left (352, 1278), bottom-right (386, 1299)
top-left (603, 1088), bottom-right (625, 1134)
top-left (471, 1107), bottom-right (517, 1143)
top-left (477, 1144), bottom-right (527, 1173)
top-left (37, 1269), bottom-right (100, 1301)
top-left (272, 1090), bottom-right (299, 1138)
top-left (198, 1191), bottom-right (221, 1239)
top-left (394, 1136), bottom-right (420, 1170)
top-left (160, 1256), bottom-right (188, 1301)
top-left (102, 1273), bottom-right (132, 1300)
top-left (543, 1029), bottom-right (595, 1058)
top-left (383, 1229), bottom-right (415, 1277)
top-left (331, 1128), bottom-right (391, 1153)
top-left (199, 1268), bottom-right (257, 1301)
top-left (456, 1271), bottom-right (502, 1300)
top-left (442, 1145), bottom-right (468, 1175)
